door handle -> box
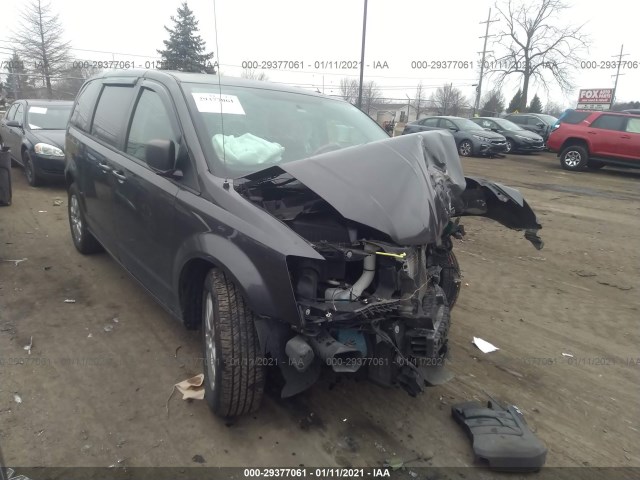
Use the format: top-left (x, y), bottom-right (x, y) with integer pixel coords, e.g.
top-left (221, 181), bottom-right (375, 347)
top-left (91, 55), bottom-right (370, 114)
top-left (587, 131), bottom-right (596, 135)
top-left (112, 170), bottom-right (126, 181)
top-left (621, 135), bottom-right (631, 139)
top-left (98, 162), bottom-right (111, 172)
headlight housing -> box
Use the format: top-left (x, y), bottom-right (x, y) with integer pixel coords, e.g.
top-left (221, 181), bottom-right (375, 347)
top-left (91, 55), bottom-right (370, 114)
top-left (472, 134), bottom-right (490, 142)
top-left (34, 143), bottom-right (64, 157)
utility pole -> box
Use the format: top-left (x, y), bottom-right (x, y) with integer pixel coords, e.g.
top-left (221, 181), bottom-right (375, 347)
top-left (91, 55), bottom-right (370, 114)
top-left (357, 0), bottom-right (368, 109)
top-left (610, 44), bottom-right (628, 109)
top-left (405, 93), bottom-right (410, 123)
top-left (474, 8), bottom-right (499, 116)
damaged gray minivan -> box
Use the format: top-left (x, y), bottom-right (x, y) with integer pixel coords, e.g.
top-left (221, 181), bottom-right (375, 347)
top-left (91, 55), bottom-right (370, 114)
top-left (65, 70), bottom-right (543, 417)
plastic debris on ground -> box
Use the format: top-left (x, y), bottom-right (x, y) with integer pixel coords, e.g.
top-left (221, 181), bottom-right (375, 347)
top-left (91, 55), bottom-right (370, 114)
top-left (562, 352), bottom-right (574, 357)
top-left (14, 394), bottom-right (22, 404)
top-left (2, 258), bottom-right (28, 266)
top-left (472, 337), bottom-right (499, 353)
top-left (53, 198), bottom-right (63, 206)
top-left (23, 336), bottom-right (33, 355)
top-left (175, 374), bottom-right (205, 400)
top-left (64, 299), bottom-right (76, 303)
top-left (104, 325), bottom-right (113, 332)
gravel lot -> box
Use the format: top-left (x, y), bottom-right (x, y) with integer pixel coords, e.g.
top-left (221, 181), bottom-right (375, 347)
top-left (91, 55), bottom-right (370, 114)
top-left (1, 152), bottom-right (638, 475)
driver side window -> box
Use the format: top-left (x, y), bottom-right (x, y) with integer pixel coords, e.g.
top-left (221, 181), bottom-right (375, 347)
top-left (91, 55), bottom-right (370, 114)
top-left (13, 104), bottom-right (24, 124)
top-left (126, 88), bottom-right (180, 163)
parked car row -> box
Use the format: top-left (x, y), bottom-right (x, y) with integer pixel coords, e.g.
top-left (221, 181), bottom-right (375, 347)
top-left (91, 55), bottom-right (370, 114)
top-left (402, 115), bottom-right (546, 156)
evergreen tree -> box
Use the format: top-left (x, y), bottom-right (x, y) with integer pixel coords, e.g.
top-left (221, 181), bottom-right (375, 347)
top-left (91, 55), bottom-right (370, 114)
top-left (507, 88), bottom-right (522, 113)
top-left (528, 94), bottom-right (543, 113)
top-left (480, 89), bottom-right (505, 117)
top-left (157, 2), bottom-right (215, 73)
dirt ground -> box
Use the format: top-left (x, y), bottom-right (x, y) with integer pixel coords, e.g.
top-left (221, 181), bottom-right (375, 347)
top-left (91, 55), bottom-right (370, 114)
top-left (1, 152), bottom-right (638, 475)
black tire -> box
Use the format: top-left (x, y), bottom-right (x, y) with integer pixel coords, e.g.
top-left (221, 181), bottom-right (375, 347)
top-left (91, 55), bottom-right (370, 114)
top-left (458, 140), bottom-right (473, 157)
top-left (560, 145), bottom-right (588, 171)
top-left (22, 150), bottom-right (43, 186)
top-left (587, 160), bottom-right (605, 170)
top-left (438, 251), bottom-right (461, 309)
top-left (0, 164), bottom-right (11, 206)
top-left (68, 183), bottom-right (103, 254)
top-left (504, 138), bottom-right (513, 153)
top-left (202, 269), bottom-right (265, 417)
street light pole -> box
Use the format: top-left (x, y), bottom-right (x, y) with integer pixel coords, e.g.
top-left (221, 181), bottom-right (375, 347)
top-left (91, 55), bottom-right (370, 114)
top-left (357, 0), bottom-right (368, 110)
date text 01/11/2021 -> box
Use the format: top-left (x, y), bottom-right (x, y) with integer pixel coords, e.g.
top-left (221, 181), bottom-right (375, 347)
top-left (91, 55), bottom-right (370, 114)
top-left (243, 468), bottom-right (392, 477)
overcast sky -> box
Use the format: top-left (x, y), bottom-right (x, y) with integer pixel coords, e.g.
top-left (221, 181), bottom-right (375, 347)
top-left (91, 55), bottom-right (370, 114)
top-left (0, 0), bottom-right (637, 108)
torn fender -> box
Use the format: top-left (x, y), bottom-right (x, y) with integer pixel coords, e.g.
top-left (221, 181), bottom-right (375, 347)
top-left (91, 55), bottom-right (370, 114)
top-left (457, 177), bottom-right (543, 250)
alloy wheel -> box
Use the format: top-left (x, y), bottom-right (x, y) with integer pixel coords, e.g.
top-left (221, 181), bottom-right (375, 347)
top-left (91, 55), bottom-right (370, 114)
top-left (23, 153), bottom-right (34, 184)
top-left (564, 150), bottom-right (581, 167)
top-left (505, 141), bottom-right (512, 153)
top-left (459, 141), bottom-right (472, 157)
top-left (204, 292), bottom-right (217, 390)
top-left (69, 194), bottom-right (83, 243)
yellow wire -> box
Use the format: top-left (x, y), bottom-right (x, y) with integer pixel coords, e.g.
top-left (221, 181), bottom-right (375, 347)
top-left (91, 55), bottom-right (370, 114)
top-left (374, 251), bottom-right (407, 259)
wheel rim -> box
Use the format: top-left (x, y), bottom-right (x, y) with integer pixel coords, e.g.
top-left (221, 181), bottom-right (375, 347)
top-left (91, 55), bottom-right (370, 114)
top-left (204, 292), bottom-right (217, 390)
top-left (69, 194), bottom-right (83, 242)
top-left (505, 141), bottom-right (512, 153)
top-left (459, 142), bottom-right (471, 156)
top-left (23, 153), bottom-right (34, 183)
top-left (565, 150), bottom-right (581, 167)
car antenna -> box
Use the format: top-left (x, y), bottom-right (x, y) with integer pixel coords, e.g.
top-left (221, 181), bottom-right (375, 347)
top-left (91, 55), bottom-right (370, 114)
top-left (212, 0), bottom-right (229, 190)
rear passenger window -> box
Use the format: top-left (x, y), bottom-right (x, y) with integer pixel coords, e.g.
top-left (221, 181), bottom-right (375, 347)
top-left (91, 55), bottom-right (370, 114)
top-left (91, 85), bottom-right (135, 148)
top-left (69, 80), bottom-right (102, 132)
top-left (626, 118), bottom-right (640, 133)
top-left (126, 88), bottom-right (179, 162)
top-left (590, 115), bottom-right (626, 131)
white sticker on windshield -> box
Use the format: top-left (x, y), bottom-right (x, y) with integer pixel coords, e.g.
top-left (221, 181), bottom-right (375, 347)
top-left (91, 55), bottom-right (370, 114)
top-left (192, 93), bottom-right (245, 115)
top-left (30, 107), bottom-right (47, 114)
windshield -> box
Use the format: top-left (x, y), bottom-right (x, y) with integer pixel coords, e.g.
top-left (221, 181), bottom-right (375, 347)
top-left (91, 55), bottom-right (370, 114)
top-left (538, 114), bottom-right (558, 125)
top-left (493, 118), bottom-right (525, 130)
top-left (455, 118), bottom-right (485, 130)
top-left (27, 105), bottom-right (72, 129)
top-left (182, 83), bottom-right (388, 177)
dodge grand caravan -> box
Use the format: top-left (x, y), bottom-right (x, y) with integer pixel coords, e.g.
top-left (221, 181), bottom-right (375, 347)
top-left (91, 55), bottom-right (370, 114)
top-left (65, 70), bottom-right (543, 417)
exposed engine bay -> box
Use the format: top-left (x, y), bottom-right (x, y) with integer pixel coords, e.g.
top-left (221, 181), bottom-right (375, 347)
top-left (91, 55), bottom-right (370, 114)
top-left (235, 130), bottom-right (543, 397)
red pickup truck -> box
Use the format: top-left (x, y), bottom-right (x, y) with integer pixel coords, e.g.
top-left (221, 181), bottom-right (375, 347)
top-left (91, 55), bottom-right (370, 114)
top-left (547, 110), bottom-right (640, 171)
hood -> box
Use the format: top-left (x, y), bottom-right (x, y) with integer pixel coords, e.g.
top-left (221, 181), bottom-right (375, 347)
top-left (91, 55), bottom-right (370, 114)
top-left (29, 129), bottom-right (65, 150)
top-left (513, 129), bottom-right (543, 140)
top-left (237, 130), bottom-right (466, 246)
top-left (471, 129), bottom-right (506, 140)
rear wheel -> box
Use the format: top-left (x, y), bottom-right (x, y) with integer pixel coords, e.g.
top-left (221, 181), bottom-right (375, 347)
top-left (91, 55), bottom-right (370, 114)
top-left (560, 145), bottom-right (588, 171)
top-left (202, 269), bottom-right (265, 417)
top-left (68, 183), bottom-right (103, 254)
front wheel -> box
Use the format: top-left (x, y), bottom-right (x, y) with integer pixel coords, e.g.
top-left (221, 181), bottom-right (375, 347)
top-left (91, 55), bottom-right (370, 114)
top-left (560, 145), bottom-right (588, 171)
top-left (202, 269), bottom-right (265, 417)
top-left (458, 140), bottom-right (473, 157)
top-left (68, 183), bottom-right (103, 254)
top-left (504, 139), bottom-right (513, 153)
top-left (23, 151), bottom-right (42, 186)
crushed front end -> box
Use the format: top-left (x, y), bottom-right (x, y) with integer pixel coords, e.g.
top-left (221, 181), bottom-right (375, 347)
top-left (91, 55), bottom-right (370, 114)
top-left (235, 130), bottom-right (542, 398)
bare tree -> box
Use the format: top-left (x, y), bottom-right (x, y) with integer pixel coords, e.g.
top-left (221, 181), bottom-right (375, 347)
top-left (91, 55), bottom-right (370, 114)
top-left (488, 0), bottom-right (590, 111)
top-left (361, 80), bottom-right (385, 115)
top-left (430, 83), bottom-right (467, 116)
top-left (412, 82), bottom-right (427, 120)
top-left (543, 101), bottom-right (565, 117)
top-left (241, 69), bottom-right (269, 81)
top-left (338, 77), bottom-right (359, 105)
top-left (11, 0), bottom-right (71, 99)
top-left (53, 61), bottom-right (102, 99)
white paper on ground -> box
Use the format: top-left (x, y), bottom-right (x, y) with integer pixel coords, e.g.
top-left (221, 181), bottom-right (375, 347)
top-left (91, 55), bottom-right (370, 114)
top-left (29, 107), bottom-right (47, 114)
top-left (472, 337), bottom-right (499, 353)
top-left (192, 93), bottom-right (245, 114)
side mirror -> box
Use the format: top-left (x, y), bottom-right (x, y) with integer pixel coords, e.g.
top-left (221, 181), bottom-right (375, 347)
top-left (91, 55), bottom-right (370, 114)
top-left (145, 139), bottom-right (175, 175)
top-left (6, 120), bottom-right (22, 128)
top-left (536, 122), bottom-right (545, 128)
top-left (448, 127), bottom-right (458, 132)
